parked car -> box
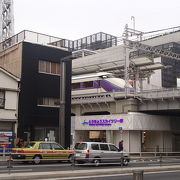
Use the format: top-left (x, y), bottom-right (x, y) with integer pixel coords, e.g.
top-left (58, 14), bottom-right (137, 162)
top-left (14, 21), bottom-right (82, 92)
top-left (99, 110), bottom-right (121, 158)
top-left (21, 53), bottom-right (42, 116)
top-left (74, 142), bottom-right (129, 166)
top-left (11, 141), bottom-right (74, 164)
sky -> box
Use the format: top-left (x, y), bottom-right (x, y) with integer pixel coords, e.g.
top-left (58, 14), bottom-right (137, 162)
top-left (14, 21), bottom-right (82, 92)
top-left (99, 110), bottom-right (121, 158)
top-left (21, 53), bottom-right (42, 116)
top-left (14, 0), bottom-right (180, 40)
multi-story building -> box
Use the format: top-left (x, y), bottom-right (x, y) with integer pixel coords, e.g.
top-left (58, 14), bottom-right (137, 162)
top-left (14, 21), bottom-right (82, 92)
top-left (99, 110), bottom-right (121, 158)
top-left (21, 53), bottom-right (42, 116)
top-left (70, 28), bottom-right (180, 152)
top-left (0, 30), bottom-right (72, 148)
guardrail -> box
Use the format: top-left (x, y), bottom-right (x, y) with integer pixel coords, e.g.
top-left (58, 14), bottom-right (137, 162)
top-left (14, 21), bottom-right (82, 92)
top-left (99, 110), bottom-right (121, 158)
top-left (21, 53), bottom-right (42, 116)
top-left (1, 151), bottom-right (180, 173)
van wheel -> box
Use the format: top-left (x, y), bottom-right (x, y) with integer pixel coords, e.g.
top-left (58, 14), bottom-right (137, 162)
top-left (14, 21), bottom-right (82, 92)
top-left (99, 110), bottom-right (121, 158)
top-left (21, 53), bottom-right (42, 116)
top-left (33, 155), bottom-right (41, 165)
top-left (93, 158), bottom-right (101, 166)
top-left (123, 158), bottom-right (129, 166)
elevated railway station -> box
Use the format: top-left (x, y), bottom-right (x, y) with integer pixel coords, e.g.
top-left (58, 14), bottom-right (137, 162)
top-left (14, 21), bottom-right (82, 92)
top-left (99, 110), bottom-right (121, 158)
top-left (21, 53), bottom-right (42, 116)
top-left (71, 26), bottom-right (180, 152)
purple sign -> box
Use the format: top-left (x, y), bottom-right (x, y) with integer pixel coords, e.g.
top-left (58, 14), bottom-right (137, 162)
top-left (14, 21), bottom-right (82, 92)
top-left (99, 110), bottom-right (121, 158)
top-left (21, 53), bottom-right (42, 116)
top-left (82, 119), bottom-right (124, 126)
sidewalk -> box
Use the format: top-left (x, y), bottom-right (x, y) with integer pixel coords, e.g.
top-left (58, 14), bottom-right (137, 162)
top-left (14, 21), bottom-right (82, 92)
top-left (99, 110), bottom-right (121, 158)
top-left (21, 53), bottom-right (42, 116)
top-left (1, 165), bottom-right (180, 180)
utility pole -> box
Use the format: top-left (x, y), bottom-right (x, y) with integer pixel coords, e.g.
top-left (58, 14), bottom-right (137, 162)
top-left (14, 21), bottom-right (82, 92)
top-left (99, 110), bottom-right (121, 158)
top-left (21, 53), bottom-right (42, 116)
top-left (59, 55), bottom-right (75, 148)
top-left (123, 24), bottom-right (130, 97)
top-left (131, 16), bottom-right (135, 34)
top-left (59, 61), bottom-right (66, 148)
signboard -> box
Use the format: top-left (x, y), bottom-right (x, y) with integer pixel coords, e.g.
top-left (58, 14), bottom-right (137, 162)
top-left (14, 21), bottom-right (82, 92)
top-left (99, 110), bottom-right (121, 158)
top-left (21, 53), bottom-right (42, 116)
top-left (0, 131), bottom-right (13, 151)
top-left (82, 118), bottom-right (124, 126)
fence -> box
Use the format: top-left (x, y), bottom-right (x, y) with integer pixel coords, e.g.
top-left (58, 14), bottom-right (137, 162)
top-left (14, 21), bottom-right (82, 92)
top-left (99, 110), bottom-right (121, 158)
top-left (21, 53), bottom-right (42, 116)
top-left (1, 151), bottom-right (180, 175)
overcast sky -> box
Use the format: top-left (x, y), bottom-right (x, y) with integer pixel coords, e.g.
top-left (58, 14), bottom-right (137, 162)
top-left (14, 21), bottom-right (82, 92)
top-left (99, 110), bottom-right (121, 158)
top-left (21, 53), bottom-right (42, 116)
top-left (14, 0), bottom-right (180, 40)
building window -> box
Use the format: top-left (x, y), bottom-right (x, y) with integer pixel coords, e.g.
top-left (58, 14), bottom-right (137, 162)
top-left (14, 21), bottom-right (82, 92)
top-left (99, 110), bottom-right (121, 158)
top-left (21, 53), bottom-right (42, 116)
top-left (83, 81), bottom-right (93, 88)
top-left (38, 97), bottom-right (59, 107)
top-left (72, 83), bottom-right (81, 90)
top-left (39, 60), bottom-right (60, 75)
top-left (0, 90), bottom-right (5, 108)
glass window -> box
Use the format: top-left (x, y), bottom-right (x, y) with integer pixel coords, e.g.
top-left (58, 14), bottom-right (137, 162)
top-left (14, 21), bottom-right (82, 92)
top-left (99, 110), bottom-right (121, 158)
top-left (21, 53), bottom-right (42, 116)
top-left (39, 61), bottom-right (46, 72)
top-left (46, 61), bottom-right (51, 73)
top-left (72, 83), bottom-right (80, 90)
top-left (91, 144), bottom-right (99, 150)
top-left (51, 62), bottom-right (56, 74)
top-left (39, 143), bottom-right (52, 150)
top-left (56, 64), bottom-right (60, 74)
top-left (83, 81), bottom-right (93, 88)
top-left (25, 143), bottom-right (35, 148)
top-left (74, 143), bottom-right (87, 150)
top-left (0, 90), bottom-right (5, 108)
top-left (43, 98), bottom-right (49, 105)
top-left (51, 143), bottom-right (64, 150)
top-left (100, 144), bottom-right (109, 151)
top-left (109, 144), bottom-right (119, 151)
top-left (37, 98), bottom-right (43, 105)
top-left (38, 60), bottom-right (60, 75)
top-left (37, 97), bottom-right (60, 107)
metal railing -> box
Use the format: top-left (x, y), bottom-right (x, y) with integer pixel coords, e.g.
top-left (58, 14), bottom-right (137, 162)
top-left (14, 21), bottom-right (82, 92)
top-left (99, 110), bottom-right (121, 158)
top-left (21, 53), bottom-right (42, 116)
top-left (1, 151), bottom-right (180, 169)
top-left (0, 30), bottom-right (62, 52)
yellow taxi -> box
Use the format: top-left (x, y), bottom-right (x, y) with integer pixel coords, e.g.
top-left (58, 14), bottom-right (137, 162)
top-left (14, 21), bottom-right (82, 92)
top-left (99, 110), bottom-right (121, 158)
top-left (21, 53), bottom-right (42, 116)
top-left (11, 141), bottom-right (74, 164)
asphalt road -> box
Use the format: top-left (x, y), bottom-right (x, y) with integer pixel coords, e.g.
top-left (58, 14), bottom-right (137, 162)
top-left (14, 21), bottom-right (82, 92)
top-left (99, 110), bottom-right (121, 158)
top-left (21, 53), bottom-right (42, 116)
top-left (41, 170), bottom-right (180, 180)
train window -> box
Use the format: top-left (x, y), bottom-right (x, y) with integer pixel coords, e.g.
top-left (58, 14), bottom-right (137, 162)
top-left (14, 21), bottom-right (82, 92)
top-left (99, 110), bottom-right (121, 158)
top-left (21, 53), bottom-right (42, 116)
top-left (83, 81), bottom-right (93, 88)
top-left (72, 83), bottom-right (80, 89)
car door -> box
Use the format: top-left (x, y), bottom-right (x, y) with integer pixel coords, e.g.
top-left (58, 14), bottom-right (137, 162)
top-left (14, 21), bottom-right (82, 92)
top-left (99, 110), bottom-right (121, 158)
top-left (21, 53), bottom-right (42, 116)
top-left (51, 143), bottom-right (67, 160)
top-left (38, 143), bottom-right (52, 159)
top-left (109, 144), bottom-right (121, 163)
top-left (99, 144), bottom-right (110, 163)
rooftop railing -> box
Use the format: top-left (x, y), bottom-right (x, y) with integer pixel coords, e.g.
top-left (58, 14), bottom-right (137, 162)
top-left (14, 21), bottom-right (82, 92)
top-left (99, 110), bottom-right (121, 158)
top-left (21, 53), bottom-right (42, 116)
top-left (0, 30), bottom-right (62, 52)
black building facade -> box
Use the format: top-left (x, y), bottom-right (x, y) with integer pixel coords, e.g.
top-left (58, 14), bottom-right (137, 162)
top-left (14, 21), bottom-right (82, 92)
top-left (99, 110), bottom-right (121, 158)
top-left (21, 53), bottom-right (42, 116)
top-left (17, 42), bottom-right (72, 148)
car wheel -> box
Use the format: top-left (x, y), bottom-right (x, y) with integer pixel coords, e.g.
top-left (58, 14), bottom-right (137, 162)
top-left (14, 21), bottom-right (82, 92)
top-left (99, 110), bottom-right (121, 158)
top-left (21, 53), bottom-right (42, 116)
top-left (93, 158), bottom-right (101, 167)
top-left (33, 155), bottom-right (41, 165)
top-left (123, 158), bottom-right (129, 166)
top-left (68, 155), bottom-right (74, 163)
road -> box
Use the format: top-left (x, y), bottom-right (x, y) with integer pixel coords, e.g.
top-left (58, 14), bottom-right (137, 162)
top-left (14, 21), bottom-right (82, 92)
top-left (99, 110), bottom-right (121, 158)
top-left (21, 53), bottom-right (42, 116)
top-left (41, 170), bottom-right (180, 180)
top-left (1, 160), bottom-right (180, 180)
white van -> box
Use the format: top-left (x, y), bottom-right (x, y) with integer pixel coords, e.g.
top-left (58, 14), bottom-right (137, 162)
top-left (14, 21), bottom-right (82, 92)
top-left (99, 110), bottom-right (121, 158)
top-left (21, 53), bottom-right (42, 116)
top-left (74, 142), bottom-right (129, 166)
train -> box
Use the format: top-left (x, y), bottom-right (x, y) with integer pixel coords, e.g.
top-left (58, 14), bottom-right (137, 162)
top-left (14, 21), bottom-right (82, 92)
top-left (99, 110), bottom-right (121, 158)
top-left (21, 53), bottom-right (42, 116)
top-left (72, 72), bottom-right (134, 95)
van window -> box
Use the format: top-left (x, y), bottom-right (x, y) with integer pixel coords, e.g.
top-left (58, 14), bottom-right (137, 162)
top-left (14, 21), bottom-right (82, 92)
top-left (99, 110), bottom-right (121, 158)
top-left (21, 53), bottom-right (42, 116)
top-left (91, 144), bottom-right (99, 150)
top-left (100, 144), bottom-right (109, 151)
top-left (109, 144), bottom-right (119, 151)
top-left (75, 143), bottom-right (87, 150)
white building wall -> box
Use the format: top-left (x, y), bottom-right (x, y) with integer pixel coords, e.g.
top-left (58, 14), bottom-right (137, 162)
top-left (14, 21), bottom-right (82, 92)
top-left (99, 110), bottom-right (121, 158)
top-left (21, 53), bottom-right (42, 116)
top-left (0, 71), bottom-right (18, 89)
top-left (73, 113), bottom-right (172, 152)
top-left (5, 91), bottom-right (18, 110)
top-left (0, 68), bottom-right (19, 142)
top-left (129, 131), bottom-right (141, 152)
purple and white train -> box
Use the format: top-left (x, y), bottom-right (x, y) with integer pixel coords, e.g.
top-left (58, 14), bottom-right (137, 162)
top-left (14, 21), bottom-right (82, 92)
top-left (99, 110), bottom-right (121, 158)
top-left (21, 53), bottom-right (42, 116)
top-left (72, 72), bottom-right (134, 95)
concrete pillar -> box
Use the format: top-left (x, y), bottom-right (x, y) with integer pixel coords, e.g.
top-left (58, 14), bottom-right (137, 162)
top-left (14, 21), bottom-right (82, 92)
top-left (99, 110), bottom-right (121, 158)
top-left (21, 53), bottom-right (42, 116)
top-left (106, 130), bottom-right (113, 143)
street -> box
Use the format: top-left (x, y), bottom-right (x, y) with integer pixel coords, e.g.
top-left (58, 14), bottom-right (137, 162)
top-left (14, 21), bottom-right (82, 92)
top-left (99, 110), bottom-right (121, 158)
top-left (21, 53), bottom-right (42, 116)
top-left (40, 170), bottom-right (180, 180)
top-left (0, 160), bottom-right (180, 180)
